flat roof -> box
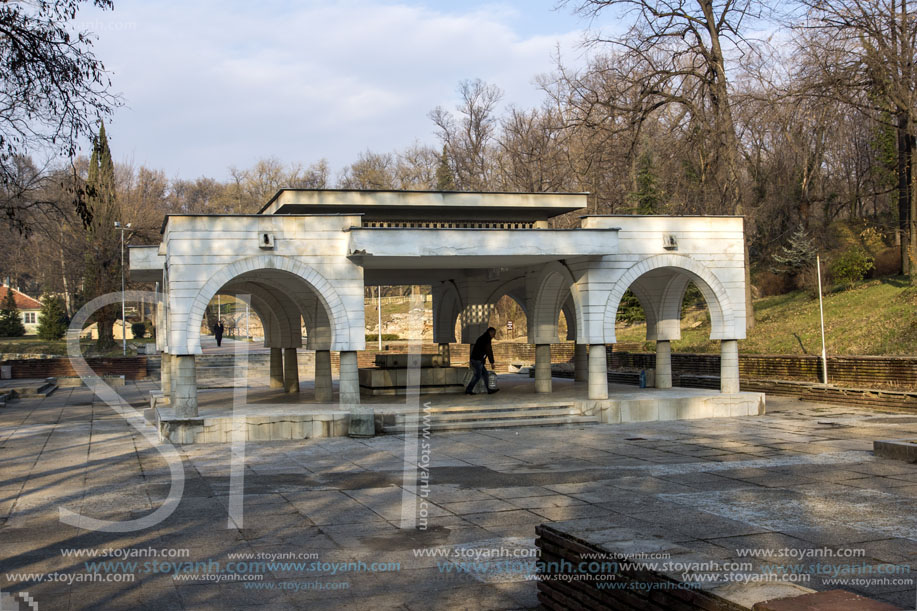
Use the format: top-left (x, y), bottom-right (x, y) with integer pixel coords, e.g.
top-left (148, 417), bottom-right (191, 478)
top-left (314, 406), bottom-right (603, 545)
top-left (258, 189), bottom-right (588, 221)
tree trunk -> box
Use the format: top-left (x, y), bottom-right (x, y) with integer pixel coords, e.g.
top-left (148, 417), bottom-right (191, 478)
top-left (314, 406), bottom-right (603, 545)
top-left (898, 112), bottom-right (912, 277)
top-left (97, 317), bottom-right (115, 349)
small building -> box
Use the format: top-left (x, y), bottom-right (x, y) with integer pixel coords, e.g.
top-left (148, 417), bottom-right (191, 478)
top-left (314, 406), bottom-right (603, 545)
top-left (131, 189), bottom-right (759, 441)
top-left (0, 285), bottom-right (42, 335)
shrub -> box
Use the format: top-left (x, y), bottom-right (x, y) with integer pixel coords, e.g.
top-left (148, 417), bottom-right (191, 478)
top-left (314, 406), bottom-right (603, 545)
top-left (131, 322), bottom-right (147, 339)
top-left (829, 246), bottom-right (875, 285)
top-left (365, 333), bottom-right (400, 341)
top-left (616, 289), bottom-right (645, 324)
top-left (36, 295), bottom-right (68, 340)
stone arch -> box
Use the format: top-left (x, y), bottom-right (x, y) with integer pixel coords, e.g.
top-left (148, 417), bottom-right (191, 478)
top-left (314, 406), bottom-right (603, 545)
top-left (603, 254), bottom-right (734, 344)
top-left (529, 261), bottom-right (579, 344)
top-left (561, 295), bottom-right (576, 341)
top-left (181, 255), bottom-right (350, 354)
top-left (432, 281), bottom-right (463, 344)
top-left (221, 281), bottom-right (301, 348)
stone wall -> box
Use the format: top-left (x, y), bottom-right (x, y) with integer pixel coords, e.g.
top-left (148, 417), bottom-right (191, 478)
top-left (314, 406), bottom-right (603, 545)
top-left (609, 350), bottom-right (917, 390)
top-left (0, 357), bottom-right (149, 380)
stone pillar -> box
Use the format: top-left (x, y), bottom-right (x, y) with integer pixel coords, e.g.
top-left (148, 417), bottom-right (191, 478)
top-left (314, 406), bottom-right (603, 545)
top-left (160, 352), bottom-right (172, 398)
top-left (588, 344), bottom-right (608, 400)
top-left (171, 355), bottom-right (198, 417)
top-left (535, 344), bottom-right (552, 393)
top-left (720, 339), bottom-right (740, 394)
top-left (269, 348), bottom-right (284, 390)
top-left (341, 351), bottom-right (372, 437)
top-left (655, 340), bottom-right (672, 389)
top-left (283, 348), bottom-right (299, 393)
top-left (437, 343), bottom-right (451, 367)
top-left (314, 349), bottom-right (333, 402)
top-left (573, 343), bottom-right (587, 382)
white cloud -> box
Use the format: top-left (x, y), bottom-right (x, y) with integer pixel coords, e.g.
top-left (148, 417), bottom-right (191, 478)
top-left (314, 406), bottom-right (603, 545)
top-left (78, 0), bottom-right (586, 180)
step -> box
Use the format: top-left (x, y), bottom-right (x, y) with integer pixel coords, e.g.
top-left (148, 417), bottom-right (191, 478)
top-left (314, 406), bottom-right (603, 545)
top-left (384, 415), bottom-right (598, 434)
top-left (418, 401), bottom-right (575, 414)
top-left (393, 408), bottom-right (583, 423)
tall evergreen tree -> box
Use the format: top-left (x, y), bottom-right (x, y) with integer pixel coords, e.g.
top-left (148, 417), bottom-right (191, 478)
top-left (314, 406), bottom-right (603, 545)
top-left (81, 122), bottom-right (121, 349)
top-left (0, 289), bottom-right (26, 337)
top-left (36, 295), bottom-right (68, 340)
top-left (435, 146), bottom-right (456, 191)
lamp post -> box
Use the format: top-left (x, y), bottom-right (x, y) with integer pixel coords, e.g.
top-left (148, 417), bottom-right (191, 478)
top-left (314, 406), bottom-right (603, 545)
top-left (114, 221), bottom-right (131, 356)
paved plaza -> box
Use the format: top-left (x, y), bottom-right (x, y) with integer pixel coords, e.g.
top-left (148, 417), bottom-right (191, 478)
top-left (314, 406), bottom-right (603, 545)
top-left (2, 382), bottom-right (917, 609)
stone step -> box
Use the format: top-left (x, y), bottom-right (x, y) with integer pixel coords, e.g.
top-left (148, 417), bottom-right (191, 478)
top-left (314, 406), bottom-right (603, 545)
top-left (393, 407), bottom-right (582, 423)
top-left (416, 401), bottom-right (575, 414)
top-left (384, 415), bottom-right (597, 434)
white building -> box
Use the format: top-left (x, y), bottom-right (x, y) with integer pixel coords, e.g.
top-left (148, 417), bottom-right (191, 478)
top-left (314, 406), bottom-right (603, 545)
top-left (131, 190), bottom-right (752, 438)
top-left (0, 285), bottom-right (42, 335)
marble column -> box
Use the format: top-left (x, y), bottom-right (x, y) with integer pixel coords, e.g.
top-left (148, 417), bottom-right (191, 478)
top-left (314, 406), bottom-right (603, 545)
top-left (573, 343), bottom-right (588, 382)
top-left (655, 340), bottom-right (672, 389)
top-left (314, 349), bottom-right (333, 402)
top-left (720, 339), bottom-right (740, 394)
top-left (171, 355), bottom-right (198, 417)
top-left (341, 351), bottom-right (373, 437)
top-left (283, 348), bottom-right (299, 393)
top-left (160, 352), bottom-right (172, 398)
top-left (535, 344), bottom-right (552, 393)
top-left (269, 347), bottom-right (284, 390)
top-left (588, 344), bottom-right (608, 400)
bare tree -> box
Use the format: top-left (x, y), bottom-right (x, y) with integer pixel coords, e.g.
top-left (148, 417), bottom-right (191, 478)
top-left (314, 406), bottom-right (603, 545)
top-left (793, 0), bottom-right (917, 280)
top-left (429, 79), bottom-right (503, 191)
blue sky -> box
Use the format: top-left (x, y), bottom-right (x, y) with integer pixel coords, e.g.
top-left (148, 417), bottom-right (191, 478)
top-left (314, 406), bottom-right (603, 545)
top-left (75, 0), bottom-right (613, 182)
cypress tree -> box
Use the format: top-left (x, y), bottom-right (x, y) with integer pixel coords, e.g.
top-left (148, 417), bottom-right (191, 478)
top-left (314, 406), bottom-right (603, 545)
top-left (0, 289), bottom-right (26, 337)
top-left (82, 122), bottom-right (121, 349)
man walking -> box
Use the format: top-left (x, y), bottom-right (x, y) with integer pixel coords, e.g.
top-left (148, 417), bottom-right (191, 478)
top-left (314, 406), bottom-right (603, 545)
top-left (466, 326), bottom-right (498, 395)
top-left (214, 320), bottom-right (225, 347)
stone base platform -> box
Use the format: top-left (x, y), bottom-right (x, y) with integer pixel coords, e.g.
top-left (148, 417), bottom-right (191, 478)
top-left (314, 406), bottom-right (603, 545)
top-left (151, 377), bottom-right (765, 444)
top-left (358, 365), bottom-right (466, 396)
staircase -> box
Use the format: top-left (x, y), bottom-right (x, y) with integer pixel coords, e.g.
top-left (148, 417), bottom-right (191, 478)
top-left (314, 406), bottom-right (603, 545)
top-left (383, 401), bottom-right (598, 434)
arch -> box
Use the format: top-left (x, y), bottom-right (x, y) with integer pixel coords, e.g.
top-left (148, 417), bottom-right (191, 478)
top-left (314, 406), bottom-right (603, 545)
top-left (221, 281), bottom-right (300, 348)
top-left (561, 294), bottom-right (576, 341)
top-left (624, 279), bottom-right (660, 341)
top-left (603, 254), bottom-right (735, 344)
top-left (181, 255), bottom-right (351, 354)
top-left (432, 281), bottom-right (463, 344)
top-left (529, 261), bottom-right (579, 344)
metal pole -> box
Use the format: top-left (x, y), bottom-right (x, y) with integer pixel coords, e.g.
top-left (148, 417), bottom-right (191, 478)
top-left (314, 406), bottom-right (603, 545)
top-left (121, 226), bottom-right (126, 356)
top-left (246, 301), bottom-right (250, 339)
top-left (377, 286), bottom-right (382, 350)
top-left (816, 255), bottom-right (828, 386)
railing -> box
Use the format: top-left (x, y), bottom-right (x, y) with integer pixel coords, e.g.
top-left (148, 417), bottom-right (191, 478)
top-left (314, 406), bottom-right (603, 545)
top-left (361, 220), bottom-right (535, 229)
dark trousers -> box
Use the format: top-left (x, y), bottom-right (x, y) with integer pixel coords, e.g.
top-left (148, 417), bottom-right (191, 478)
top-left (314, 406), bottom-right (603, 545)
top-left (215, 334), bottom-right (223, 347)
top-left (466, 358), bottom-right (486, 394)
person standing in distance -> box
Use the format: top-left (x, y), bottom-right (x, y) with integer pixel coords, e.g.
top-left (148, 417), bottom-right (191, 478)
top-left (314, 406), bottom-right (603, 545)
top-left (465, 326), bottom-right (499, 395)
top-left (215, 320), bottom-right (225, 347)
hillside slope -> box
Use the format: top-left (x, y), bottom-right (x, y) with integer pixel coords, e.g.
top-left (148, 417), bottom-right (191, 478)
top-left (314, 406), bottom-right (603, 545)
top-left (615, 276), bottom-right (917, 355)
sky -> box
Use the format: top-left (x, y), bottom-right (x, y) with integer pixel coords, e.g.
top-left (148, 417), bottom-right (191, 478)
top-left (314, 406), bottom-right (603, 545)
top-left (74, 0), bottom-right (612, 182)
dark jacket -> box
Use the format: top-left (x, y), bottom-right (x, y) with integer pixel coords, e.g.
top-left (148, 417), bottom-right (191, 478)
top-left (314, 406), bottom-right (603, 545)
top-left (214, 323), bottom-right (224, 338)
top-left (470, 331), bottom-right (494, 365)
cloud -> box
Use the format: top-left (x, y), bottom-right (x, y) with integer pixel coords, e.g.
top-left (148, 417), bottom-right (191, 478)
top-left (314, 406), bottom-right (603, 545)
top-left (79, 0), bottom-right (585, 180)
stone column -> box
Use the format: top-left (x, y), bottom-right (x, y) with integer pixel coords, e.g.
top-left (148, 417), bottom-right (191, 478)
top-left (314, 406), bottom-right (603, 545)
top-left (269, 347), bottom-right (284, 390)
top-left (283, 348), bottom-right (299, 393)
top-left (573, 343), bottom-right (588, 382)
top-left (171, 355), bottom-right (198, 417)
top-left (655, 340), bottom-right (672, 389)
top-left (720, 339), bottom-right (740, 394)
top-left (437, 343), bottom-right (451, 367)
top-left (314, 349), bottom-right (333, 402)
top-left (535, 344), bottom-right (552, 393)
top-left (341, 351), bottom-right (372, 436)
top-left (160, 352), bottom-right (172, 398)
top-left (588, 344), bottom-right (608, 400)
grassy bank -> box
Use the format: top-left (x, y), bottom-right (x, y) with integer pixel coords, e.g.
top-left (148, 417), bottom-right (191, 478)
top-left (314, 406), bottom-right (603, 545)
top-left (615, 276), bottom-right (917, 355)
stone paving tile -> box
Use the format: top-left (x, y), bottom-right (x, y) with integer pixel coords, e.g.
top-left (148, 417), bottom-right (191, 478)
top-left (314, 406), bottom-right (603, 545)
top-left (4, 388), bottom-right (917, 608)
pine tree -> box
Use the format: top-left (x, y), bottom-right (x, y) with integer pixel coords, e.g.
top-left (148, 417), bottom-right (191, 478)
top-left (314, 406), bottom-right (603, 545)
top-left (36, 295), bottom-right (68, 340)
top-left (0, 289), bottom-right (26, 337)
top-left (772, 227), bottom-right (818, 275)
top-left (628, 151), bottom-right (664, 214)
top-left (435, 146), bottom-right (456, 191)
